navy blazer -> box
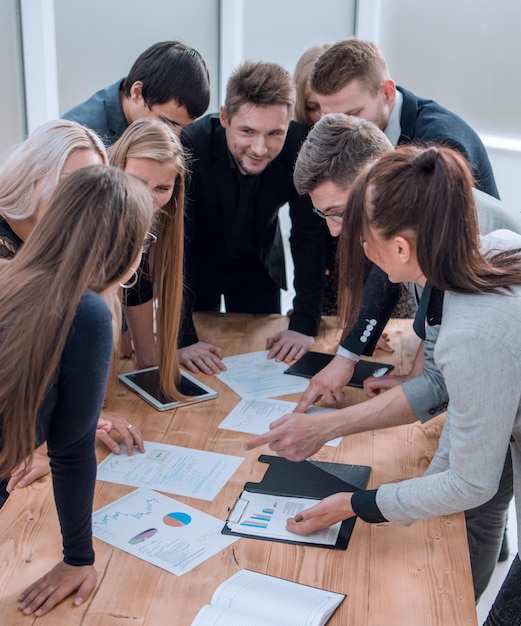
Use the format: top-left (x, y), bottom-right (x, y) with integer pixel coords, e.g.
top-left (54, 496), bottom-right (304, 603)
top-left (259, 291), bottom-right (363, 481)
top-left (62, 80), bottom-right (128, 147)
top-left (180, 114), bottom-right (327, 346)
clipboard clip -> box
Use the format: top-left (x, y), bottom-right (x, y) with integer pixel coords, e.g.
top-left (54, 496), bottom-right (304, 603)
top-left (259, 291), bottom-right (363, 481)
top-left (226, 494), bottom-right (249, 523)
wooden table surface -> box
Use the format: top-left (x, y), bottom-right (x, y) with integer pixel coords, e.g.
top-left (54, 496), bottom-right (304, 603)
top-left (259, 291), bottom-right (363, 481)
top-left (0, 313), bottom-right (478, 625)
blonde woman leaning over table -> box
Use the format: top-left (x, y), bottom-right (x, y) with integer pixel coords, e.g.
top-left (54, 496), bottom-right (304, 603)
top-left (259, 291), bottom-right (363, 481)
top-left (0, 120), bottom-right (144, 506)
top-left (109, 117), bottom-right (189, 401)
top-left (0, 165), bottom-right (154, 616)
top-left (284, 145), bottom-right (521, 625)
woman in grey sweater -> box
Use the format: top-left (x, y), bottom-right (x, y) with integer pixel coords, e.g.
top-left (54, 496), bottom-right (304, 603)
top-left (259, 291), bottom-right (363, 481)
top-left (287, 145), bottom-right (521, 625)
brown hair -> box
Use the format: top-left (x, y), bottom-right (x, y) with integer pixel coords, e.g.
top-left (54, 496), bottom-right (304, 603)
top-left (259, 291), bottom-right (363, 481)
top-left (0, 165), bottom-right (153, 475)
top-left (338, 144), bottom-right (521, 330)
top-left (293, 113), bottom-right (393, 195)
top-left (311, 38), bottom-right (389, 96)
top-left (109, 118), bottom-right (185, 399)
top-left (293, 43), bottom-right (331, 127)
top-left (224, 61), bottom-right (295, 121)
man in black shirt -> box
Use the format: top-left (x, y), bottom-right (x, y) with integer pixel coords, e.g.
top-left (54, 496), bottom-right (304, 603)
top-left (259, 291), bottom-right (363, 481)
top-left (178, 61), bottom-right (327, 374)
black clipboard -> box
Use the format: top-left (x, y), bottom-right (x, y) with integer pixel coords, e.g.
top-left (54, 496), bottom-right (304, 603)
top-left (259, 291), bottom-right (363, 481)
top-left (284, 352), bottom-right (394, 388)
top-left (222, 455), bottom-right (371, 550)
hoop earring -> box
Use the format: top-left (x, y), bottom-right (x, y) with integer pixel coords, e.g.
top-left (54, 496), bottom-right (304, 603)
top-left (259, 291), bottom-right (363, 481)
top-left (120, 268), bottom-right (138, 289)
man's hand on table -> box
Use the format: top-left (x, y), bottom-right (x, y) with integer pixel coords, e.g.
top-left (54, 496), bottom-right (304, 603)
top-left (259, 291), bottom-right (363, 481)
top-left (18, 561), bottom-right (97, 617)
top-left (294, 354), bottom-right (356, 413)
top-left (265, 330), bottom-right (314, 363)
top-left (179, 341), bottom-right (226, 375)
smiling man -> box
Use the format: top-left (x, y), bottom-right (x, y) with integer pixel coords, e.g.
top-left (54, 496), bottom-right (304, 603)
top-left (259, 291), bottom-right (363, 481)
top-left (178, 61), bottom-right (328, 374)
top-left (63, 41), bottom-right (210, 145)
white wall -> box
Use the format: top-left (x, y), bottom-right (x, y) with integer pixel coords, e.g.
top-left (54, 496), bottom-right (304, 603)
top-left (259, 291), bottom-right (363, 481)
top-left (0, 0), bottom-right (27, 156)
top-left (378, 0), bottom-right (521, 210)
top-left (53, 0), bottom-right (220, 114)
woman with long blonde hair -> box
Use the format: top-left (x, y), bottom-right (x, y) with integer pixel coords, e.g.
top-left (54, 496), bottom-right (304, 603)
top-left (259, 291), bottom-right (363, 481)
top-left (0, 120), bottom-right (143, 505)
top-left (109, 117), bottom-right (185, 400)
top-left (3, 165), bottom-right (154, 616)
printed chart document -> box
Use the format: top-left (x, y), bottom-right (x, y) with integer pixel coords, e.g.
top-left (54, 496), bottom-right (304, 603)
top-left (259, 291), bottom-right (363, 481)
top-left (216, 351), bottom-right (309, 398)
top-left (225, 491), bottom-right (341, 546)
top-left (92, 488), bottom-right (237, 576)
top-left (219, 398), bottom-right (342, 447)
top-left (191, 569), bottom-right (345, 626)
top-left (97, 442), bottom-right (243, 501)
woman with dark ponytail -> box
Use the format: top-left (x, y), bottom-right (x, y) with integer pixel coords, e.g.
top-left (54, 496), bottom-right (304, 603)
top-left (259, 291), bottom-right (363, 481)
top-left (287, 145), bottom-right (521, 624)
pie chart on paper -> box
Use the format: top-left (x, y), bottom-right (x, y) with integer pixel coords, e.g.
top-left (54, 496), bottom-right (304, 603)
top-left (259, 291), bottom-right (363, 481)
top-left (163, 512), bottom-right (192, 527)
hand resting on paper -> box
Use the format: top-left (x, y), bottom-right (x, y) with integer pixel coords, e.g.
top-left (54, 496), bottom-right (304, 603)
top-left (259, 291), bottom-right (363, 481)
top-left (286, 492), bottom-right (355, 535)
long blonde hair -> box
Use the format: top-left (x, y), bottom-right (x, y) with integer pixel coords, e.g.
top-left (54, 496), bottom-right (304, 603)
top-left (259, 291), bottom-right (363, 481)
top-left (0, 119), bottom-right (107, 220)
top-left (0, 165), bottom-right (154, 475)
top-left (109, 118), bottom-right (185, 400)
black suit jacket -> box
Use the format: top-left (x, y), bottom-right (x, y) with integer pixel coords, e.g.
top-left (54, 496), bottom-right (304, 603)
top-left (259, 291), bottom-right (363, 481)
top-left (180, 114), bottom-right (327, 346)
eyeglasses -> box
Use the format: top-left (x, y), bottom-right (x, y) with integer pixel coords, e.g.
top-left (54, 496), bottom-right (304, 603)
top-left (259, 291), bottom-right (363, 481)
top-left (312, 207), bottom-right (344, 224)
top-left (143, 232), bottom-right (158, 253)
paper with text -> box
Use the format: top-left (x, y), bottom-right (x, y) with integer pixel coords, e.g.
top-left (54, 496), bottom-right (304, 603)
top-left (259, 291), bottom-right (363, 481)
top-left (97, 442), bottom-right (243, 501)
top-left (218, 398), bottom-right (342, 447)
top-left (191, 569), bottom-right (345, 626)
top-left (225, 491), bottom-right (341, 545)
top-left (92, 488), bottom-right (237, 576)
top-left (216, 351), bottom-right (309, 398)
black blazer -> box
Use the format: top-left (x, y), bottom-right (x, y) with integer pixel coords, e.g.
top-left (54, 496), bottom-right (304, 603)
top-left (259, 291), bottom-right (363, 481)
top-left (180, 114), bottom-right (327, 346)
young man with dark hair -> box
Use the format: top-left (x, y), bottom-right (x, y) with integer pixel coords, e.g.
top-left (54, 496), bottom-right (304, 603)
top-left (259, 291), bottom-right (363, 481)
top-left (63, 41), bottom-right (210, 145)
top-left (177, 61), bottom-right (328, 374)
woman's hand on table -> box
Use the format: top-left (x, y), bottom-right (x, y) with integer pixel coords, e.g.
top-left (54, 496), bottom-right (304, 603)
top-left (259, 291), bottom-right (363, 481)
top-left (6, 443), bottom-right (50, 493)
top-left (265, 330), bottom-right (314, 363)
top-left (244, 412), bottom-right (328, 461)
top-left (96, 411), bottom-right (145, 455)
top-left (286, 492), bottom-right (355, 535)
top-left (18, 561), bottom-right (97, 617)
top-left (179, 341), bottom-right (226, 375)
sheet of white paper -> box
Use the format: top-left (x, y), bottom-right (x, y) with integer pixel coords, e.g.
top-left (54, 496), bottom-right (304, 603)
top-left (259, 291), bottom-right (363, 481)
top-left (216, 351), bottom-right (309, 398)
top-left (225, 491), bottom-right (341, 545)
top-left (97, 442), bottom-right (243, 501)
top-left (218, 398), bottom-right (342, 447)
top-left (92, 488), bottom-right (237, 576)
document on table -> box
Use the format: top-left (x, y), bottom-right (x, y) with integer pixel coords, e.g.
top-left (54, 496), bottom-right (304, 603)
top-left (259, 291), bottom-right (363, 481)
top-left (225, 491), bottom-right (341, 546)
top-left (92, 488), bottom-right (237, 576)
top-left (219, 398), bottom-right (342, 447)
top-left (97, 442), bottom-right (243, 501)
top-left (216, 351), bottom-right (309, 398)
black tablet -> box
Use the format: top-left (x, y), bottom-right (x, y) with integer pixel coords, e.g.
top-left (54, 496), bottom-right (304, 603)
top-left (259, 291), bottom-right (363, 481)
top-left (284, 352), bottom-right (394, 388)
top-left (118, 366), bottom-right (218, 411)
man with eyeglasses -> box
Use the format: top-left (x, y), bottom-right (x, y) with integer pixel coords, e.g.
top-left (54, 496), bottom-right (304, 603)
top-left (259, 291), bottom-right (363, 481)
top-left (63, 41), bottom-right (210, 146)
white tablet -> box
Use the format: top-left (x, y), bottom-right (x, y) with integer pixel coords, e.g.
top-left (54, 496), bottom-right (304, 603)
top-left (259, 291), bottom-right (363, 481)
top-left (118, 366), bottom-right (218, 411)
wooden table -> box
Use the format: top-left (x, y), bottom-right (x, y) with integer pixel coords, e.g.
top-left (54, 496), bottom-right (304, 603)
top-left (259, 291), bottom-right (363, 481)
top-left (0, 313), bottom-right (478, 625)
